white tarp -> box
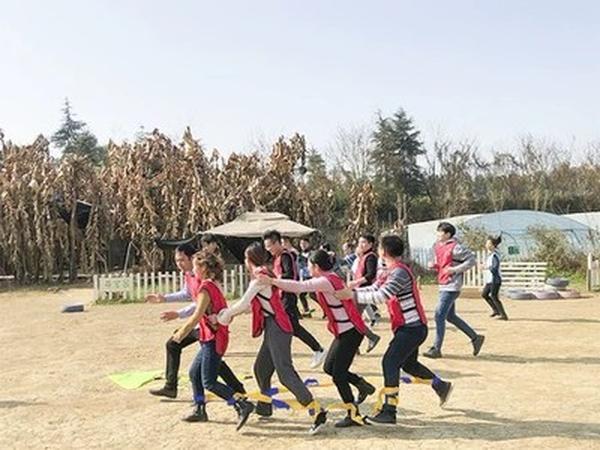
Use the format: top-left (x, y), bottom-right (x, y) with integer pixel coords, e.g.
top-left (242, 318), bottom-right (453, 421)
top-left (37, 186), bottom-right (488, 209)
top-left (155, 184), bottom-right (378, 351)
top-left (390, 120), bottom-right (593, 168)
top-left (204, 212), bottom-right (316, 238)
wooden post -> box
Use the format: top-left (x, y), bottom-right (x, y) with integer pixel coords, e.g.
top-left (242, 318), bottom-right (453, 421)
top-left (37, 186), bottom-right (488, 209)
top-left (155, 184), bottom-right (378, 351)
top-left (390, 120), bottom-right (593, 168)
top-left (129, 274), bottom-right (134, 301)
top-left (587, 253), bottom-right (593, 292)
top-left (136, 273), bottom-right (142, 301)
top-left (238, 265), bottom-right (245, 297)
top-left (108, 273), bottom-right (113, 301)
top-left (93, 274), bottom-right (99, 301)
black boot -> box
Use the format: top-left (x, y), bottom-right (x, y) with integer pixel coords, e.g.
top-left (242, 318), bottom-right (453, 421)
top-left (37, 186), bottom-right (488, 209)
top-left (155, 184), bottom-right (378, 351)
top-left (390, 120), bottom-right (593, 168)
top-left (496, 302), bottom-right (509, 320)
top-left (255, 401), bottom-right (273, 418)
top-left (182, 404), bottom-right (208, 422)
top-left (472, 335), bottom-right (485, 356)
top-left (423, 346), bottom-right (442, 359)
top-left (433, 380), bottom-right (453, 407)
top-left (308, 409), bottom-right (328, 435)
top-left (356, 378), bottom-right (376, 405)
top-left (335, 409), bottom-right (363, 428)
top-left (150, 385), bottom-right (177, 399)
top-left (366, 404), bottom-right (396, 426)
top-left (234, 398), bottom-right (254, 431)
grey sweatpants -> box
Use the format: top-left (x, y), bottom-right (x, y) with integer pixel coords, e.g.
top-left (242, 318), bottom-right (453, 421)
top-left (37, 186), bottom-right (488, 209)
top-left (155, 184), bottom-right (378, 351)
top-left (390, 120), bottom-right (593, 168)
top-left (254, 317), bottom-right (314, 406)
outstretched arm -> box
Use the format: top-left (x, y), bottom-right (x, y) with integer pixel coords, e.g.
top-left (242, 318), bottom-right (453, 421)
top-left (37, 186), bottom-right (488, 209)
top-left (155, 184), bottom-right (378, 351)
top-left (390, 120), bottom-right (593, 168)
top-left (173, 289), bottom-right (210, 342)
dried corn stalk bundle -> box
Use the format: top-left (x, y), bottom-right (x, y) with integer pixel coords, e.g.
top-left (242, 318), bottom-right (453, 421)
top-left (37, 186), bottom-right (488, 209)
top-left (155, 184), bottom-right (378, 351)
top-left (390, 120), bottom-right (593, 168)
top-left (343, 181), bottom-right (377, 242)
top-left (0, 136), bottom-right (66, 281)
top-left (55, 154), bottom-right (103, 278)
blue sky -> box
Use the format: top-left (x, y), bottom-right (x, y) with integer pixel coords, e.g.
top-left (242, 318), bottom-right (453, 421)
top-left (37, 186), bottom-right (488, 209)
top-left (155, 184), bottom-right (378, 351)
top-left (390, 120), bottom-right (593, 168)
top-left (1, 0), bottom-right (599, 158)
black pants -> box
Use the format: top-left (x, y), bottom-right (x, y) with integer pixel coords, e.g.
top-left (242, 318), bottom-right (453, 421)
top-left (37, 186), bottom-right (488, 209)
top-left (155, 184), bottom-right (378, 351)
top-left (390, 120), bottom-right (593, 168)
top-left (287, 309), bottom-right (323, 352)
top-left (383, 324), bottom-right (435, 387)
top-left (482, 282), bottom-right (506, 316)
top-left (165, 328), bottom-right (245, 393)
top-left (323, 328), bottom-right (364, 403)
top-left (299, 292), bottom-right (316, 313)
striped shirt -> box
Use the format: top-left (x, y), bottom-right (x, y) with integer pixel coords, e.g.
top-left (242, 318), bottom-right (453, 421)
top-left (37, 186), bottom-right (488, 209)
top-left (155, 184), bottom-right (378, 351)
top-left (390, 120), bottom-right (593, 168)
top-left (275, 276), bottom-right (354, 334)
top-left (354, 266), bottom-right (421, 326)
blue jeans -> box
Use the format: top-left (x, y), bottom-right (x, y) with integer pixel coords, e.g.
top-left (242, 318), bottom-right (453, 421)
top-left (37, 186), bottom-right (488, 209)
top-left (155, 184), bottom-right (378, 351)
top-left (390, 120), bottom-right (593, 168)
top-left (189, 340), bottom-right (235, 405)
top-left (434, 290), bottom-right (477, 351)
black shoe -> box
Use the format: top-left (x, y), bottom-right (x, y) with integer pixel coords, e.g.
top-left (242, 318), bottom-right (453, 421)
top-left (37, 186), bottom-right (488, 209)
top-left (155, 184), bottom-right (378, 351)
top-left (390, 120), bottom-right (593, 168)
top-left (433, 381), bottom-right (453, 407)
top-left (150, 386), bottom-right (177, 399)
top-left (356, 378), bottom-right (376, 405)
top-left (423, 347), bottom-right (442, 359)
top-left (234, 399), bottom-right (254, 431)
top-left (182, 404), bottom-right (208, 422)
top-left (497, 314), bottom-right (508, 321)
top-left (472, 335), bottom-right (485, 356)
top-left (490, 311), bottom-right (499, 318)
top-left (309, 410), bottom-right (328, 435)
top-left (366, 334), bottom-right (381, 353)
top-left (334, 415), bottom-right (363, 428)
top-left (255, 401), bottom-right (273, 418)
top-left (366, 406), bottom-right (396, 426)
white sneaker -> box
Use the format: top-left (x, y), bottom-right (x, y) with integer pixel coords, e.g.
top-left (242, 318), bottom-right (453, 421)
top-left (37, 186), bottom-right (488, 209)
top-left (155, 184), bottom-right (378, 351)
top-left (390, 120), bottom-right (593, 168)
top-left (310, 349), bottom-right (327, 369)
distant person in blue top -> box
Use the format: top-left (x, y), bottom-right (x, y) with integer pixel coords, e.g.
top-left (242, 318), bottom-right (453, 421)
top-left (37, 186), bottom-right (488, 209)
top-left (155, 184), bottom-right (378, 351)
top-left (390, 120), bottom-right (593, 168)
top-left (481, 235), bottom-right (508, 320)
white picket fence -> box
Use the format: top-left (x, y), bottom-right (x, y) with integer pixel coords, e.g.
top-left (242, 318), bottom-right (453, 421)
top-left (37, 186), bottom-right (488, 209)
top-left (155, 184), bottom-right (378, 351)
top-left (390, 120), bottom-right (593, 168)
top-left (463, 251), bottom-right (547, 288)
top-left (587, 253), bottom-right (600, 291)
top-left (93, 265), bottom-right (249, 301)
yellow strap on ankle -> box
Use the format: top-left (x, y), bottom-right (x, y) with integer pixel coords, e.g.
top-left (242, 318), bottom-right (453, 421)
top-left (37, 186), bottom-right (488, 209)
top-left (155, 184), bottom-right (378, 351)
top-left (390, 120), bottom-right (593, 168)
top-left (305, 400), bottom-right (322, 416)
top-left (233, 392), bottom-right (247, 401)
top-left (327, 402), bottom-right (364, 424)
top-left (373, 387), bottom-right (399, 413)
top-left (411, 377), bottom-right (430, 385)
top-left (247, 392), bottom-right (272, 404)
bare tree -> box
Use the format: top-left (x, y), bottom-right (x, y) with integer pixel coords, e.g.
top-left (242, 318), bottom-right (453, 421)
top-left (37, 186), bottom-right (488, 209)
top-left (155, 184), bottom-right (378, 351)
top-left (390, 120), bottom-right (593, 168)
top-left (327, 124), bottom-right (373, 182)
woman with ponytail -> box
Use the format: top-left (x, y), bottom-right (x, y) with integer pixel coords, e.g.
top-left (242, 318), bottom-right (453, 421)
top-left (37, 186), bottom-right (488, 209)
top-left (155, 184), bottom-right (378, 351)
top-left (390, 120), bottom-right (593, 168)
top-left (482, 235), bottom-right (508, 320)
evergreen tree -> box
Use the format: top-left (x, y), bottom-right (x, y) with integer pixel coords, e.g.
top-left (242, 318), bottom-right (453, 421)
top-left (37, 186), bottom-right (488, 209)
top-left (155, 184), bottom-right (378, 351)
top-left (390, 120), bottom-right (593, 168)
top-left (51, 99), bottom-right (106, 165)
top-left (370, 108), bottom-right (426, 225)
top-left (371, 108), bottom-right (425, 196)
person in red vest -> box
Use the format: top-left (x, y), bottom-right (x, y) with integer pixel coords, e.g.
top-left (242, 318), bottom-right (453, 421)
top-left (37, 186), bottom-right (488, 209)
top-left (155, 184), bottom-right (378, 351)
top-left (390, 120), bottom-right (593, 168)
top-left (262, 230), bottom-right (327, 369)
top-left (218, 243), bottom-right (328, 435)
top-left (145, 243), bottom-right (245, 399)
top-left (258, 249), bottom-right (377, 428)
top-left (334, 234), bottom-right (453, 426)
top-left (172, 250), bottom-right (254, 430)
top-left (348, 233), bottom-right (382, 352)
top-left (423, 222), bottom-right (485, 359)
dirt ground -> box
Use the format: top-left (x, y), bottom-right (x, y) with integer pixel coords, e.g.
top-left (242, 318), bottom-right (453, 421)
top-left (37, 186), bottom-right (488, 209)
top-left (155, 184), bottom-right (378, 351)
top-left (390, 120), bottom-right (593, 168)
top-left (1, 285), bottom-right (599, 450)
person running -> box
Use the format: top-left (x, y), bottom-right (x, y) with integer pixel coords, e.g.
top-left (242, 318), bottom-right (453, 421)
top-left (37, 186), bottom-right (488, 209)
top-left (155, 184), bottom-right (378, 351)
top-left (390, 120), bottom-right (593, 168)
top-left (218, 243), bottom-right (328, 435)
top-left (263, 230), bottom-right (327, 369)
top-left (348, 234), bottom-right (381, 353)
top-left (145, 243), bottom-right (245, 399)
top-left (334, 235), bottom-right (453, 426)
top-left (258, 249), bottom-right (377, 428)
top-left (173, 250), bottom-right (254, 429)
top-left (283, 236), bottom-right (313, 318)
top-left (481, 235), bottom-right (508, 320)
top-left (424, 222), bottom-right (485, 359)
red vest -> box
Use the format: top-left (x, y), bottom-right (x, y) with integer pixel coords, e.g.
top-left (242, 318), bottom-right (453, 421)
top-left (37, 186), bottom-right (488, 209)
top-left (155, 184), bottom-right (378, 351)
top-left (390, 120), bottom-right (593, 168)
top-left (184, 272), bottom-right (200, 296)
top-left (434, 240), bottom-right (457, 285)
top-left (316, 272), bottom-right (368, 337)
top-left (251, 269), bottom-right (293, 337)
top-left (273, 250), bottom-right (298, 280)
top-left (354, 250), bottom-right (376, 285)
top-left (194, 279), bottom-right (229, 356)
top-left (385, 261), bottom-right (427, 331)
